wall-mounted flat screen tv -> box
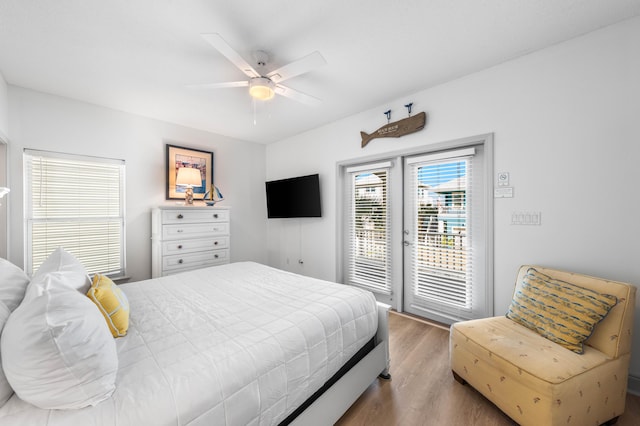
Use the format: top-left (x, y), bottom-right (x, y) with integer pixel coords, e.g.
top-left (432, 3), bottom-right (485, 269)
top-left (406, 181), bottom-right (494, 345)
top-left (265, 174), bottom-right (321, 218)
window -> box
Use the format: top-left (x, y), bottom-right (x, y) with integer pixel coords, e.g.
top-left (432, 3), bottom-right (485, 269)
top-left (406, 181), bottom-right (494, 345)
top-left (24, 149), bottom-right (126, 277)
top-left (343, 162), bottom-right (393, 304)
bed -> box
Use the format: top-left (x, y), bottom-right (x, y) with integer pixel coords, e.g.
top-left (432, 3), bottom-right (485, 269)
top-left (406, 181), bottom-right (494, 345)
top-left (0, 259), bottom-right (390, 426)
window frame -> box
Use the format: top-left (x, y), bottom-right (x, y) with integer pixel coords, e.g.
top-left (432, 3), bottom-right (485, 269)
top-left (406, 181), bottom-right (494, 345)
top-left (23, 149), bottom-right (126, 277)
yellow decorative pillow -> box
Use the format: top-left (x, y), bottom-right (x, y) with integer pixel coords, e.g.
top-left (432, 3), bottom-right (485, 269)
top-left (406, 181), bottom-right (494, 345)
top-left (506, 268), bottom-right (617, 353)
top-left (86, 274), bottom-right (129, 338)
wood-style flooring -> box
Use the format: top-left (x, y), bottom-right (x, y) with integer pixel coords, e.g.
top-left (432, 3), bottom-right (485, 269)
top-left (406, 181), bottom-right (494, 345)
top-left (336, 312), bottom-right (640, 426)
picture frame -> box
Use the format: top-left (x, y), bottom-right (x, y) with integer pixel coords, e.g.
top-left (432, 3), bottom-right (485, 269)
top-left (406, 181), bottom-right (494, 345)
top-left (165, 144), bottom-right (213, 201)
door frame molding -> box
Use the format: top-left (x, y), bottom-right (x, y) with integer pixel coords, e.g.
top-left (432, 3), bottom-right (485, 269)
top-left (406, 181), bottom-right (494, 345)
top-left (0, 130), bottom-right (9, 259)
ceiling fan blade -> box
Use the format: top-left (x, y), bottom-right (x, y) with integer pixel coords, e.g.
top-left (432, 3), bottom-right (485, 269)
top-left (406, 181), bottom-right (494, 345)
top-left (267, 51), bottom-right (326, 83)
top-left (275, 84), bottom-right (322, 106)
top-left (186, 81), bottom-right (249, 90)
top-left (201, 33), bottom-right (260, 79)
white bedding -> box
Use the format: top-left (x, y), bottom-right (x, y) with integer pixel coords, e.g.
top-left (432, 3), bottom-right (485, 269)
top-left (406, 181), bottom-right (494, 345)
top-left (0, 262), bottom-right (378, 425)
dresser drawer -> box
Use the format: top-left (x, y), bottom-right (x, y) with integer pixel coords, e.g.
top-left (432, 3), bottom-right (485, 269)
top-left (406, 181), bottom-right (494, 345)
top-left (162, 209), bottom-right (229, 224)
top-left (162, 249), bottom-right (230, 272)
top-left (162, 237), bottom-right (229, 256)
top-left (162, 222), bottom-right (229, 240)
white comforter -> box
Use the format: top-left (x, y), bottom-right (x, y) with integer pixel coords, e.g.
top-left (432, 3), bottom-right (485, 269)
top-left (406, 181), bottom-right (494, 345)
top-left (0, 262), bottom-right (378, 425)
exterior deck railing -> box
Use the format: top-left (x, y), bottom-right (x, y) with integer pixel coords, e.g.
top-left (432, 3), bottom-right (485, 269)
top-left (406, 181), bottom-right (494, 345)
top-left (355, 230), bottom-right (467, 271)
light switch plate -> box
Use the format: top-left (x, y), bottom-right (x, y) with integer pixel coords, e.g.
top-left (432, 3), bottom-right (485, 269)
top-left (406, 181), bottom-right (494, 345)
top-left (494, 187), bottom-right (514, 198)
top-left (511, 211), bottom-right (542, 225)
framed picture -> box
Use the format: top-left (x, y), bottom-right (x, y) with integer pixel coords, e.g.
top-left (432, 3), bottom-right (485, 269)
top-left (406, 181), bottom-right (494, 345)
top-left (165, 144), bottom-right (213, 200)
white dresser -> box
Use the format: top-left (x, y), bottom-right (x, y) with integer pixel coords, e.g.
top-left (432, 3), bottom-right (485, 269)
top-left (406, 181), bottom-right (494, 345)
top-left (151, 206), bottom-right (230, 278)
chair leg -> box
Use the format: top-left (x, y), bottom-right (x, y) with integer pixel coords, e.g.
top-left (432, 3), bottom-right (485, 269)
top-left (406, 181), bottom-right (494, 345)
top-left (452, 370), bottom-right (467, 385)
top-left (602, 416), bottom-right (619, 426)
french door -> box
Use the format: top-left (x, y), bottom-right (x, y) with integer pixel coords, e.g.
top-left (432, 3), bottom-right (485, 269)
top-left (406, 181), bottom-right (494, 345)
top-left (341, 136), bottom-right (492, 324)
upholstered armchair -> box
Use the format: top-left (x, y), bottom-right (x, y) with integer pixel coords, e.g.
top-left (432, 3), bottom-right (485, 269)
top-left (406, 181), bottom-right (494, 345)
top-left (450, 265), bottom-right (636, 426)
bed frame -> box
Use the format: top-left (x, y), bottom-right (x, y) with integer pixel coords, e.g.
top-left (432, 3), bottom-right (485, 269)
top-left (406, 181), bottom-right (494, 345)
top-left (290, 302), bottom-right (391, 425)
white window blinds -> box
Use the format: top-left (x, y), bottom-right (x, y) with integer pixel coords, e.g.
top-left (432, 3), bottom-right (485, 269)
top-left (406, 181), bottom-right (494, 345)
top-left (344, 162), bottom-right (393, 296)
top-left (24, 149), bottom-right (126, 277)
top-left (405, 147), bottom-right (479, 321)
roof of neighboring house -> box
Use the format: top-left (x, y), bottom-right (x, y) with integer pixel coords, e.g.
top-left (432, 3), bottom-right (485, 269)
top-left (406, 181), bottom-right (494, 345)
top-left (430, 176), bottom-right (466, 193)
top-left (355, 174), bottom-right (383, 187)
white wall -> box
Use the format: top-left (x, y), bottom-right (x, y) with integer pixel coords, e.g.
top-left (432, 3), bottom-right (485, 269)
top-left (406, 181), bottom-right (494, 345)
top-left (0, 71), bottom-right (7, 137)
top-left (267, 18), bottom-right (640, 378)
top-left (7, 86), bottom-right (267, 281)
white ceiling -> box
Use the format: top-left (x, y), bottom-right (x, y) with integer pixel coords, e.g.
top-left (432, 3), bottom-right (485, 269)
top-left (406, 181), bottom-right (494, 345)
top-left (1, 0), bottom-right (639, 144)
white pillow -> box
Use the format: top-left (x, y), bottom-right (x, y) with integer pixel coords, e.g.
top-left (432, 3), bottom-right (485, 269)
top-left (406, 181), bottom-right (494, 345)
top-left (1, 270), bottom-right (118, 409)
top-left (0, 303), bottom-right (12, 407)
top-left (0, 258), bottom-right (31, 408)
top-left (0, 258), bottom-right (30, 312)
top-left (33, 247), bottom-right (91, 294)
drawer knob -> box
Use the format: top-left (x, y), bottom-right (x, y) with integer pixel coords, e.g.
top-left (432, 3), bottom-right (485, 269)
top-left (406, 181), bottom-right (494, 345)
top-left (213, 213), bottom-right (218, 218)
top-left (214, 241), bottom-right (218, 245)
top-left (177, 245), bottom-right (183, 249)
top-left (178, 259), bottom-right (184, 264)
top-left (177, 229), bottom-right (183, 233)
top-left (177, 214), bottom-right (184, 219)
top-left (214, 254), bottom-right (219, 259)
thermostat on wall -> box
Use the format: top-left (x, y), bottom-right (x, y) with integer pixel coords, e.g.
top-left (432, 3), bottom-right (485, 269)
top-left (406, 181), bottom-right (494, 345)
top-left (497, 172), bottom-right (510, 186)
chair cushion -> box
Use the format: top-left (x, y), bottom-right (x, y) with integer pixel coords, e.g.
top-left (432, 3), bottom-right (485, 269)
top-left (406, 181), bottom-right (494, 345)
top-left (506, 267), bottom-right (617, 353)
top-left (451, 316), bottom-right (611, 385)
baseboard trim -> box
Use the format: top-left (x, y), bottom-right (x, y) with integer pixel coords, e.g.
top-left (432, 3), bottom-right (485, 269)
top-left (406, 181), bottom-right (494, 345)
top-left (628, 375), bottom-right (640, 396)
top-left (392, 310), bottom-right (450, 331)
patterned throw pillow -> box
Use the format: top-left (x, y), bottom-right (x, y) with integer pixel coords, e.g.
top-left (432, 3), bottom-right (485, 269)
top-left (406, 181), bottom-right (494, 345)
top-left (506, 268), bottom-right (617, 353)
top-left (87, 274), bottom-right (130, 338)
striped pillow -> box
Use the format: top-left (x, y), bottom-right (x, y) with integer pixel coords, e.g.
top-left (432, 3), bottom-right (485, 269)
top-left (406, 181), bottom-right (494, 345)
top-left (506, 268), bottom-right (617, 353)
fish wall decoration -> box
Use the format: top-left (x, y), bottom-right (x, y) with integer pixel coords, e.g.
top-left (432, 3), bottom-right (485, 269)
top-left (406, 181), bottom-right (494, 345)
top-left (360, 111), bottom-right (427, 148)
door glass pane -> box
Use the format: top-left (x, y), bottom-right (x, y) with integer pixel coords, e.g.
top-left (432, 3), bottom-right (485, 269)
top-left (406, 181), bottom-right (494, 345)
top-left (347, 168), bottom-right (392, 296)
top-left (413, 159), bottom-right (470, 309)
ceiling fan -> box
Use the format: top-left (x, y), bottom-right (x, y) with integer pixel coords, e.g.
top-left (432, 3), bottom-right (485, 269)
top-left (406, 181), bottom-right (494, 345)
top-left (189, 33), bottom-right (327, 105)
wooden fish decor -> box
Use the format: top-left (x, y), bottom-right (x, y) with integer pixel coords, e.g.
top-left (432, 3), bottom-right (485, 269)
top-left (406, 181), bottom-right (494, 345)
top-left (361, 111), bottom-right (427, 148)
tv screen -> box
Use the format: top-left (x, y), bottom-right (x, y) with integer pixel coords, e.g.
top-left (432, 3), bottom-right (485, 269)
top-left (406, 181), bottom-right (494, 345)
top-left (265, 174), bottom-right (322, 218)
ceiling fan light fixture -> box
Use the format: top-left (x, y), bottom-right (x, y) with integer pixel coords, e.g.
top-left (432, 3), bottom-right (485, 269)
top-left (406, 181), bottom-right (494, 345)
top-left (249, 77), bottom-right (275, 100)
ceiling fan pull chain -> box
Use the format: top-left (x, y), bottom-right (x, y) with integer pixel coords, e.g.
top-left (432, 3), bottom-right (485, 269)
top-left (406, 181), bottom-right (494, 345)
top-left (253, 98), bottom-right (258, 126)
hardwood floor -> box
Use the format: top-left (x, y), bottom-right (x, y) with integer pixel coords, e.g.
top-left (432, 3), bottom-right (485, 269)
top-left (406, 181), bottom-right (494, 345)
top-left (336, 312), bottom-right (640, 426)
